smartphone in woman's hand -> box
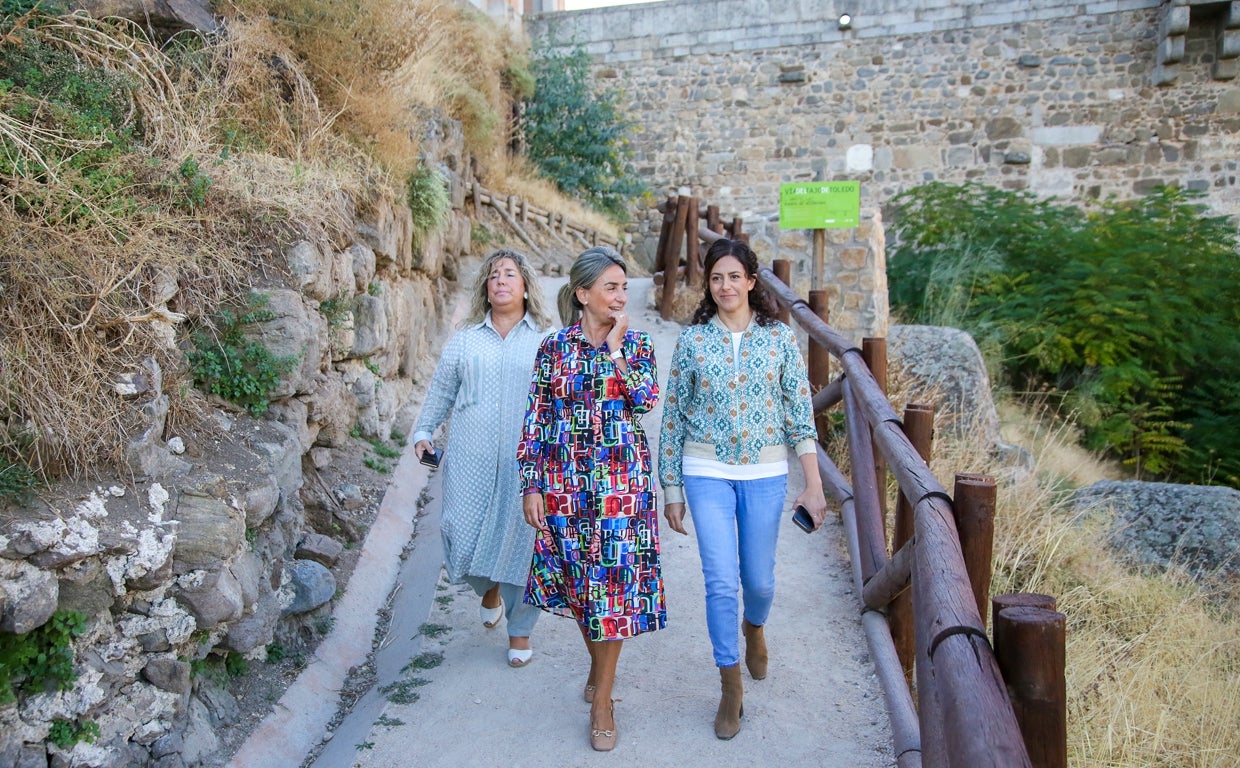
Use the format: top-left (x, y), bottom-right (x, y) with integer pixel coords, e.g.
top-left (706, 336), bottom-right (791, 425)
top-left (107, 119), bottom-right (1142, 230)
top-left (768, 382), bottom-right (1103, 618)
top-left (792, 505), bottom-right (815, 533)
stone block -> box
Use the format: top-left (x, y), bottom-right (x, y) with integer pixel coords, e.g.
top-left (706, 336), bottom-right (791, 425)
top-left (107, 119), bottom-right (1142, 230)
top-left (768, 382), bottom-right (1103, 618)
top-left (142, 658), bottom-right (191, 695)
top-left (986, 117), bottom-right (1023, 140)
top-left (175, 568), bottom-right (244, 629)
top-left (295, 533), bottom-right (345, 567)
top-left (1062, 147), bottom-right (1093, 168)
top-left (171, 492), bottom-right (245, 570)
top-left (280, 559), bottom-right (336, 616)
top-left (0, 558), bottom-right (57, 633)
top-left (1030, 125), bottom-right (1102, 146)
top-left (839, 247), bottom-right (869, 270)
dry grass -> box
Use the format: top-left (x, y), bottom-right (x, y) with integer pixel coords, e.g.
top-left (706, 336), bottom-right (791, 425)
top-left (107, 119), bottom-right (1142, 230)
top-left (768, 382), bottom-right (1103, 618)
top-left (0, 3), bottom-right (640, 475)
top-left (916, 395), bottom-right (1240, 767)
top-left (221, 0), bottom-right (525, 179)
top-left (0, 14), bottom-right (378, 474)
top-left (490, 154), bottom-right (621, 239)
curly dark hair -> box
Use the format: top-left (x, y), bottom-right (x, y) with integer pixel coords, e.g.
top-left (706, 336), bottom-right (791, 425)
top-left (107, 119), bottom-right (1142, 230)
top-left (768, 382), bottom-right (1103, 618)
top-left (689, 239), bottom-right (780, 326)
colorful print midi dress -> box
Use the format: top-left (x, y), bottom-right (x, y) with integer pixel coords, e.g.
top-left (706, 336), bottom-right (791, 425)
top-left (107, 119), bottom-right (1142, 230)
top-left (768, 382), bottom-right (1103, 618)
top-left (518, 324), bottom-right (666, 641)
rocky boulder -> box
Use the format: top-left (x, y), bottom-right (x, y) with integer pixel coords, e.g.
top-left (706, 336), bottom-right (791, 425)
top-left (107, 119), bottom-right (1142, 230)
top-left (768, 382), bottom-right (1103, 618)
top-left (1072, 480), bottom-right (1240, 581)
top-left (888, 324), bottom-right (1002, 445)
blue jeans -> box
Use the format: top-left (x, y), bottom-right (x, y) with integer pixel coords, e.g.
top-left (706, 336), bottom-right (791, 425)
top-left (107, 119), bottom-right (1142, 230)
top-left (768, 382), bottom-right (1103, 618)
top-left (683, 474), bottom-right (787, 668)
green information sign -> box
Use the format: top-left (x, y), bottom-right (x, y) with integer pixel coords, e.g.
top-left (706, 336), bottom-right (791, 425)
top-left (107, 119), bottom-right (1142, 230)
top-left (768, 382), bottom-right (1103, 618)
top-left (779, 181), bottom-right (861, 229)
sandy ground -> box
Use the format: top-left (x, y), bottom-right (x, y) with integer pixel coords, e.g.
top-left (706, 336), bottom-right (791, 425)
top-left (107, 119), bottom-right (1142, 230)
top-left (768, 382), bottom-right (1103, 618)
top-left (232, 278), bottom-right (896, 768)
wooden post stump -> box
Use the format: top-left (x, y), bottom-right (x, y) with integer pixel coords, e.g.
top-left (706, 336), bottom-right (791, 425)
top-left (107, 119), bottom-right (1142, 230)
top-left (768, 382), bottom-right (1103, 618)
top-left (994, 605), bottom-right (1067, 768)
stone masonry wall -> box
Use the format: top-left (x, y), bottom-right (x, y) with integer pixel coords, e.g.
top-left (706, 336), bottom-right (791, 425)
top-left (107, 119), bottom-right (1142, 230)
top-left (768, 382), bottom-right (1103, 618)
top-left (530, 0), bottom-right (1240, 339)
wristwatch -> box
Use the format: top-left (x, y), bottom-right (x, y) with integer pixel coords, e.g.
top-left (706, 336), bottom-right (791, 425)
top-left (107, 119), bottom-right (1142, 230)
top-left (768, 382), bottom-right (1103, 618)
top-left (609, 348), bottom-right (624, 360)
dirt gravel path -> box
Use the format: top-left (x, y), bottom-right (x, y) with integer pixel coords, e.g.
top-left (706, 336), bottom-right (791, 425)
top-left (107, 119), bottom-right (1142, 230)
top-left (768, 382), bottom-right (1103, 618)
top-left (236, 277), bottom-right (896, 768)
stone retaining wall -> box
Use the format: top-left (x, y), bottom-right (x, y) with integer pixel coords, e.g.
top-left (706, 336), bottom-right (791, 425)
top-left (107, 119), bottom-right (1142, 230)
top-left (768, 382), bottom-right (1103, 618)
top-left (0, 114), bottom-right (480, 767)
top-left (530, 0), bottom-right (1240, 338)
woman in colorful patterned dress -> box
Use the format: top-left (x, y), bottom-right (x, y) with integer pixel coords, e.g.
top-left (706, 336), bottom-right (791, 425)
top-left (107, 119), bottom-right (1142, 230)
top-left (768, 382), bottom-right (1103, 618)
top-left (413, 249), bottom-right (553, 668)
top-left (658, 238), bottom-right (828, 740)
top-left (519, 246), bottom-right (665, 752)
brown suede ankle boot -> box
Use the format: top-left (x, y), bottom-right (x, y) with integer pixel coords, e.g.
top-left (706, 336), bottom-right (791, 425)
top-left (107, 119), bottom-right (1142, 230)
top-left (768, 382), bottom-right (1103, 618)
top-left (742, 619), bottom-right (768, 680)
top-left (714, 664), bottom-right (744, 740)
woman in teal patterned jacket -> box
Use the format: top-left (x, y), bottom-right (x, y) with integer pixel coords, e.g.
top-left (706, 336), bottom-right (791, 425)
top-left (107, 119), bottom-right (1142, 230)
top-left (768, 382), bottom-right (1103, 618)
top-left (658, 238), bottom-right (828, 740)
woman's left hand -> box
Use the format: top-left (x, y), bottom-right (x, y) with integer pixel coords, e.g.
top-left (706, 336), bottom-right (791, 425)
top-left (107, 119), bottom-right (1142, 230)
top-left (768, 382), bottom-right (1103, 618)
top-left (792, 489), bottom-right (829, 531)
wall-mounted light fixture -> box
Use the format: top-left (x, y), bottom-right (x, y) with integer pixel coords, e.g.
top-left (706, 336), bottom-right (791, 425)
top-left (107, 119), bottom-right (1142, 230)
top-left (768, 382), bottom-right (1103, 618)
top-left (838, 14), bottom-right (852, 31)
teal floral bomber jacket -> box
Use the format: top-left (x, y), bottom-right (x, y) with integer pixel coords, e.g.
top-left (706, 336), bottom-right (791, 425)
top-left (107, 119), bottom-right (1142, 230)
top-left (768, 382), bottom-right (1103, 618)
top-left (658, 315), bottom-right (817, 505)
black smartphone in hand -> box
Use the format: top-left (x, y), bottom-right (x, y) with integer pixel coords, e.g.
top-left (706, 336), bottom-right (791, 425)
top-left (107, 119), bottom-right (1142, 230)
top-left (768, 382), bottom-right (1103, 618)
top-left (792, 505), bottom-right (815, 533)
top-left (419, 448), bottom-right (441, 468)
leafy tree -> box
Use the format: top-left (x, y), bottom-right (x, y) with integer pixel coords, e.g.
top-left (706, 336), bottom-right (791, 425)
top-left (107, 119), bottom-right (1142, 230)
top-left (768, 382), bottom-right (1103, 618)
top-left (521, 44), bottom-right (646, 220)
top-left (888, 182), bottom-right (1240, 487)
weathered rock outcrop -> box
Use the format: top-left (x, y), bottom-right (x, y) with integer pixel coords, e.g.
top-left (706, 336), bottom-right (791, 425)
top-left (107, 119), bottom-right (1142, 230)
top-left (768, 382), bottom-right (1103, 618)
top-left (888, 324), bottom-right (1001, 444)
top-left (0, 115), bottom-right (476, 766)
top-left (1073, 481), bottom-right (1240, 582)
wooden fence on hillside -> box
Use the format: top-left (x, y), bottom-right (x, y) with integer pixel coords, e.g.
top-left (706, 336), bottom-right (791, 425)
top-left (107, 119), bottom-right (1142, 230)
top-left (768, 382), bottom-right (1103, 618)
top-left (466, 182), bottom-right (621, 260)
top-left (653, 194), bottom-right (1068, 768)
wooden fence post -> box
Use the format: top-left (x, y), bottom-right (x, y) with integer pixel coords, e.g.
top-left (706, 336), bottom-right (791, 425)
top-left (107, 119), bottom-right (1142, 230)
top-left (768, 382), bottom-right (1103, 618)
top-left (994, 605), bottom-right (1067, 768)
top-left (953, 473), bottom-right (997, 631)
top-left (660, 196), bottom-right (689, 320)
top-left (807, 290), bottom-right (831, 390)
top-left (993, 593), bottom-right (1056, 616)
top-left (654, 196), bottom-right (676, 304)
top-left (808, 290), bottom-right (831, 445)
top-left (686, 196), bottom-right (703, 287)
top-left (772, 259), bottom-right (792, 325)
top-left (891, 404), bottom-right (934, 682)
top-left (862, 337), bottom-right (889, 527)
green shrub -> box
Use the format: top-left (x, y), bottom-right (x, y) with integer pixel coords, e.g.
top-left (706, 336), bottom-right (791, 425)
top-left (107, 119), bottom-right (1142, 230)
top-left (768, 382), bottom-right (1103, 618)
top-left (0, 610), bottom-right (88, 705)
top-left (1, 1), bottom-right (66, 20)
top-left (47, 718), bottom-right (100, 749)
top-left (521, 43), bottom-right (646, 221)
top-left (406, 163), bottom-right (449, 248)
top-left (0, 26), bottom-right (140, 224)
top-left (188, 293), bottom-right (300, 416)
top-left (319, 293), bottom-right (353, 327)
top-left (0, 459), bottom-right (39, 504)
top-left (223, 652), bottom-right (248, 677)
top-left (173, 157), bottom-right (212, 211)
top-left (888, 183), bottom-right (1240, 486)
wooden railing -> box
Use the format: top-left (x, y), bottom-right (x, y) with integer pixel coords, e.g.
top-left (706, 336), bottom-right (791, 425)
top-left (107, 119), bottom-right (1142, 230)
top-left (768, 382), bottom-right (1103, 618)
top-left (652, 194), bottom-right (1068, 768)
top-left (466, 182), bottom-right (621, 259)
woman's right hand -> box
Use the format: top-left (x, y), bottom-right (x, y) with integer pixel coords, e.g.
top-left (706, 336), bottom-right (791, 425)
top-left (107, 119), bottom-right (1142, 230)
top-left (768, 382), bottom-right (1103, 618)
top-left (664, 502), bottom-right (688, 535)
top-left (414, 440), bottom-right (432, 460)
top-left (523, 493), bottom-right (548, 532)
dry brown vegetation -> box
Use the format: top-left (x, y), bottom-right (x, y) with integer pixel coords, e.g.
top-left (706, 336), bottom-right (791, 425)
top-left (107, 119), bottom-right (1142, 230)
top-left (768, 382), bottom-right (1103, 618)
top-left (221, 0), bottom-right (530, 178)
top-left (0, 12), bottom-right (375, 473)
top-left (0, 2), bottom-right (594, 476)
top-left (926, 399), bottom-right (1240, 767)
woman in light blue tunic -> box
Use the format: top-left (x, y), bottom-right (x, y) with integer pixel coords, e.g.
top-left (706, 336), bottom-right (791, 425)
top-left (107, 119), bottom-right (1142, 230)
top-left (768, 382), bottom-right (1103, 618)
top-left (413, 249), bottom-right (553, 667)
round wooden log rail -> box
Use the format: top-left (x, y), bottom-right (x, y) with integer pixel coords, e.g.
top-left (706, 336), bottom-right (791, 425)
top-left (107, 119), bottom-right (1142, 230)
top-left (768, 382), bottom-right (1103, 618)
top-left (817, 447), bottom-right (923, 768)
top-left (761, 266), bottom-right (1031, 766)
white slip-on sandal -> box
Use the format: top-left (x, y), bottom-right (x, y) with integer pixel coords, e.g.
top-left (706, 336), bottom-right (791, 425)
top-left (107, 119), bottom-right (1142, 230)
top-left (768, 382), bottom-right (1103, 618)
top-left (481, 600), bottom-right (503, 629)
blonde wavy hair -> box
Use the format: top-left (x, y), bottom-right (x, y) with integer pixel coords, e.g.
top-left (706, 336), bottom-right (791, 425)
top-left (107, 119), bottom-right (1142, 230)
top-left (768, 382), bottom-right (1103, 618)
top-left (466, 249), bottom-right (553, 329)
